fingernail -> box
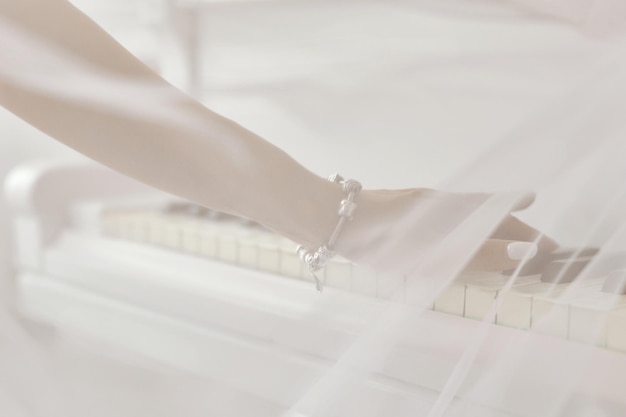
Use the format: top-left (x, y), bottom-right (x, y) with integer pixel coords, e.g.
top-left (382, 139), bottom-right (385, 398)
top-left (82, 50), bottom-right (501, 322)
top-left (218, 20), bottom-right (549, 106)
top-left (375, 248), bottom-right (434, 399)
top-left (507, 242), bottom-right (538, 260)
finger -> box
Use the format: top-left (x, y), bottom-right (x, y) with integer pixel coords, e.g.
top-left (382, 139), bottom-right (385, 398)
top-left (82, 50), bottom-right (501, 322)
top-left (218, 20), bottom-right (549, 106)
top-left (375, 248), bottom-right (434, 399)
top-left (491, 215), bottom-right (559, 253)
top-left (465, 239), bottom-right (539, 272)
top-left (511, 192), bottom-right (535, 212)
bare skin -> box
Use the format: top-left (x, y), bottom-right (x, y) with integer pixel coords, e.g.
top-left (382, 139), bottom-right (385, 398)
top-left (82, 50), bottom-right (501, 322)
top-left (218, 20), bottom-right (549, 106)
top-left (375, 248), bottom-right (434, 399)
top-left (0, 0), bottom-right (556, 275)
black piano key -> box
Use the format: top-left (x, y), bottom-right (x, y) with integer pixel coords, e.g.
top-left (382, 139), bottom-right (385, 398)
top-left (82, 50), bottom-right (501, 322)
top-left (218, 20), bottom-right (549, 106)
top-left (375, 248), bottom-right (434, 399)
top-left (537, 251), bottom-right (626, 285)
top-left (540, 257), bottom-right (594, 284)
top-left (504, 247), bottom-right (599, 277)
top-left (505, 248), bottom-right (626, 288)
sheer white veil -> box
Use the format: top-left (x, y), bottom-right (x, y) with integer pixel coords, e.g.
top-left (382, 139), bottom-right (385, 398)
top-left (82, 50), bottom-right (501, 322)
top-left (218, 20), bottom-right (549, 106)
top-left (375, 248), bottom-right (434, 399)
top-left (2, 1), bottom-right (626, 416)
top-left (283, 43), bottom-right (626, 417)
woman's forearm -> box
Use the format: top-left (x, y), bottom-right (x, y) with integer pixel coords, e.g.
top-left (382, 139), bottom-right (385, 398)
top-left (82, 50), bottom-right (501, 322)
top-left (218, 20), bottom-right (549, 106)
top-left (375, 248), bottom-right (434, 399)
top-left (0, 0), bottom-right (556, 275)
top-left (0, 0), bottom-right (343, 249)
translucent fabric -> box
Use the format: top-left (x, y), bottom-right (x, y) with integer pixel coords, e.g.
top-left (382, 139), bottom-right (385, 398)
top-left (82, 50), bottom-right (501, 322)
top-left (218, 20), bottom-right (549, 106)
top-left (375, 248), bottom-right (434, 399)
top-left (2, 1), bottom-right (626, 416)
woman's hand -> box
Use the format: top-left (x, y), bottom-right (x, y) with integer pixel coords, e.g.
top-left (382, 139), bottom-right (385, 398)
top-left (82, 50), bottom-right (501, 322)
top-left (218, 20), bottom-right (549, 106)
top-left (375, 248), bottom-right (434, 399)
top-left (335, 188), bottom-right (558, 275)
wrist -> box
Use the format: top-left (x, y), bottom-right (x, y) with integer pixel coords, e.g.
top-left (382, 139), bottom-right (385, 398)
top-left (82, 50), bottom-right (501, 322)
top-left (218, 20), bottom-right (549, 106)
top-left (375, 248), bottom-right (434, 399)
top-left (262, 172), bottom-right (344, 250)
top-left (296, 175), bottom-right (362, 290)
top-left (332, 188), bottom-right (430, 268)
top-left (291, 174), bottom-right (352, 249)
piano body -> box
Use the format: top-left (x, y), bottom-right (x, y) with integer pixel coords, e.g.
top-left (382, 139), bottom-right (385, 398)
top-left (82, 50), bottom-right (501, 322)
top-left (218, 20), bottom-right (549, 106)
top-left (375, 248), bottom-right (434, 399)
top-left (6, 158), bottom-right (626, 417)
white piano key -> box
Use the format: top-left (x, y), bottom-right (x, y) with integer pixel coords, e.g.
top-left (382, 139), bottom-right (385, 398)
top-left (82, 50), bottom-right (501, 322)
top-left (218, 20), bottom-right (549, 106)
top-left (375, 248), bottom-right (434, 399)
top-left (217, 235), bottom-right (238, 263)
top-left (118, 212), bottom-right (147, 242)
top-left (463, 273), bottom-right (539, 323)
top-left (433, 282), bottom-right (466, 316)
top-left (127, 213), bottom-right (149, 242)
top-left (198, 229), bottom-right (218, 258)
top-left (108, 212), bottom-right (128, 240)
top-left (496, 276), bottom-right (546, 329)
top-left (161, 221), bottom-right (182, 249)
top-left (465, 289), bottom-right (496, 322)
top-left (114, 213), bottom-right (135, 240)
top-left (103, 211), bottom-right (163, 245)
top-left (238, 236), bottom-right (259, 269)
top-left (199, 218), bottom-right (241, 260)
top-left (258, 238), bottom-right (281, 274)
top-left (531, 279), bottom-right (598, 339)
top-left (219, 221), bottom-right (267, 265)
top-left (351, 264), bottom-right (377, 297)
top-left (325, 258), bottom-right (352, 291)
top-left (463, 273), bottom-right (503, 322)
top-left (532, 297), bottom-right (570, 339)
top-left (180, 222), bottom-right (202, 254)
top-left (405, 273), bottom-right (442, 308)
top-left (145, 213), bottom-right (170, 246)
top-left (496, 291), bottom-right (532, 329)
top-left (606, 308), bottom-right (626, 352)
top-left (97, 202), bottom-right (626, 357)
top-left (278, 248), bottom-right (302, 280)
top-left (566, 279), bottom-right (626, 347)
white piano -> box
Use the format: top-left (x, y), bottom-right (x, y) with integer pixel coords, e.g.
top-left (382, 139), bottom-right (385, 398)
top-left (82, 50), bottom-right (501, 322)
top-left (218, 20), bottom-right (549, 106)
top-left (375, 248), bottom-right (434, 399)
top-left (6, 0), bottom-right (626, 413)
top-left (6, 158), bottom-right (626, 417)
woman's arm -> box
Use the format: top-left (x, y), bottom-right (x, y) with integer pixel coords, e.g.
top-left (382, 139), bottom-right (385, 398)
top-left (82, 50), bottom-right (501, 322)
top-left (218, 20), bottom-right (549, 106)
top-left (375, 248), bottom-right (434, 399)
top-left (0, 0), bottom-right (345, 251)
top-left (0, 0), bottom-right (555, 274)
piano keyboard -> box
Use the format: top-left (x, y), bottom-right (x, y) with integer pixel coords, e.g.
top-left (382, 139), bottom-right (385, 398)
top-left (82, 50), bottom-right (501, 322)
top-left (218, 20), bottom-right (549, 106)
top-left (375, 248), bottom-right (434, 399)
top-left (97, 200), bottom-right (375, 295)
top-left (93, 200), bottom-right (626, 354)
top-left (9, 160), bottom-right (626, 417)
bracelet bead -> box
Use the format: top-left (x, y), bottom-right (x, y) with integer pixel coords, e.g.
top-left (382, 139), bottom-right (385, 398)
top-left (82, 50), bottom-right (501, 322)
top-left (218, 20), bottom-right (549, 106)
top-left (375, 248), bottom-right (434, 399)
top-left (338, 199), bottom-right (357, 218)
top-left (342, 179), bottom-right (362, 194)
top-left (297, 174), bottom-right (362, 292)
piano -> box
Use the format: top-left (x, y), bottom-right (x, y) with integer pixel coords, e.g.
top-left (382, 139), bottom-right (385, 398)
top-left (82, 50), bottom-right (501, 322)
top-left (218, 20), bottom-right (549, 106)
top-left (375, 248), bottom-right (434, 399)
top-left (6, 157), bottom-right (626, 417)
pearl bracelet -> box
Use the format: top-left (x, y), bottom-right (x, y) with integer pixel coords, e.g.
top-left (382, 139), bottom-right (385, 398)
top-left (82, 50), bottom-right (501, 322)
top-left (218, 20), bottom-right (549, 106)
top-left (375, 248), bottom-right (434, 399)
top-left (297, 174), bottom-right (362, 292)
